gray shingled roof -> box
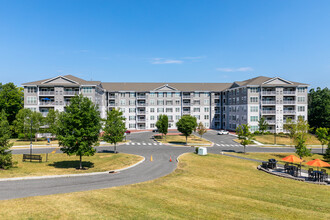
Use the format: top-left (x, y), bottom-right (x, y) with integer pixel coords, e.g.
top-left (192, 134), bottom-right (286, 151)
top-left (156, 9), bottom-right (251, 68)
top-left (22, 75), bottom-right (101, 86)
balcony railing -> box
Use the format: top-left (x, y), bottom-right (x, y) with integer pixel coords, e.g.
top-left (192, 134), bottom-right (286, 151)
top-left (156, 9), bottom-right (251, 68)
top-left (183, 103), bottom-right (191, 106)
top-left (137, 103), bottom-right (147, 106)
top-left (136, 96), bottom-right (146, 99)
top-left (64, 91), bottom-right (79, 95)
top-left (137, 111), bottom-right (146, 115)
top-left (262, 110), bottom-right (276, 114)
top-left (183, 111), bottom-right (191, 114)
top-left (137, 119), bottom-right (146, 122)
top-left (39, 101), bottom-right (55, 106)
top-left (283, 110), bottom-right (296, 114)
top-left (41, 112), bottom-right (48, 117)
top-left (109, 96), bottom-right (116, 99)
top-left (65, 101), bottom-right (71, 106)
top-left (266, 120), bottom-right (276, 124)
top-left (262, 91), bottom-right (276, 95)
top-left (262, 100), bottom-right (276, 105)
top-left (283, 91), bottom-right (296, 95)
top-left (39, 91), bottom-right (54, 95)
top-left (183, 95), bottom-right (191, 99)
top-left (109, 103), bottom-right (117, 106)
top-left (283, 100), bottom-right (296, 105)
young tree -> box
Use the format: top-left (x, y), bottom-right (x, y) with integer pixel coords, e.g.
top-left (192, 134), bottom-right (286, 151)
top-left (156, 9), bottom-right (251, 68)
top-left (197, 122), bottom-right (207, 138)
top-left (258, 117), bottom-right (268, 135)
top-left (283, 118), bottom-right (297, 146)
top-left (0, 83), bottom-right (24, 126)
top-left (45, 109), bottom-right (59, 140)
top-left (156, 114), bottom-right (168, 140)
top-left (236, 124), bottom-right (254, 154)
top-left (56, 95), bottom-right (102, 169)
top-left (14, 108), bottom-right (33, 140)
top-left (294, 118), bottom-right (311, 159)
top-left (315, 127), bottom-right (328, 154)
top-left (176, 115), bottom-right (197, 144)
top-left (103, 108), bottom-right (126, 153)
top-left (0, 110), bottom-right (14, 169)
top-left (31, 111), bottom-right (44, 142)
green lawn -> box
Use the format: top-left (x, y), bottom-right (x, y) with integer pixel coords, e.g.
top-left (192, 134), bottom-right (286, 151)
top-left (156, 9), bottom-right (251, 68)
top-left (0, 153), bottom-right (329, 219)
top-left (226, 152), bottom-right (330, 171)
top-left (254, 134), bottom-right (321, 145)
top-left (155, 134), bottom-right (212, 146)
top-left (10, 138), bottom-right (59, 146)
top-left (0, 153), bottom-right (143, 178)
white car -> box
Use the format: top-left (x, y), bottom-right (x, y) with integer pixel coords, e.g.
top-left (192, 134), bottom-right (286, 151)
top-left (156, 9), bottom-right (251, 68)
top-left (217, 130), bottom-right (229, 135)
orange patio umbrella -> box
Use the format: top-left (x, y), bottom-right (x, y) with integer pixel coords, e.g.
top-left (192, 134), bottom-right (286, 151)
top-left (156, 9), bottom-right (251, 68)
top-left (281, 155), bottom-right (303, 163)
top-left (306, 159), bottom-right (330, 170)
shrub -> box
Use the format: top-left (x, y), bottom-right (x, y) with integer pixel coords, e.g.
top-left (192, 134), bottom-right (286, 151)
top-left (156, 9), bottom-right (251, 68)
top-left (195, 147), bottom-right (199, 154)
top-left (265, 131), bottom-right (271, 135)
top-left (254, 131), bottom-right (260, 135)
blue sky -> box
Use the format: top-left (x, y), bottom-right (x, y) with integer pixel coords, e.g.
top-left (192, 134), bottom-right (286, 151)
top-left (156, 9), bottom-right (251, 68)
top-left (0, 0), bottom-right (329, 88)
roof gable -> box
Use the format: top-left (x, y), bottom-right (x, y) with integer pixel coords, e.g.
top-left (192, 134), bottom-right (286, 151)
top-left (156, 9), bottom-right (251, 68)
top-left (263, 77), bottom-right (293, 85)
top-left (153, 84), bottom-right (178, 91)
top-left (42, 76), bottom-right (79, 85)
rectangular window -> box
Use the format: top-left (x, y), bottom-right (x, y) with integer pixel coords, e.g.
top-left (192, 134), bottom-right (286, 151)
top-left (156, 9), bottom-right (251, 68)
top-left (158, 92), bottom-right (163, 97)
top-left (120, 99), bottom-right (126, 105)
top-left (120, 93), bottom-right (125, 97)
top-left (175, 107), bottom-right (180, 112)
top-left (194, 115), bottom-right (200, 120)
top-left (250, 87), bottom-right (258, 93)
top-left (250, 126), bottom-right (259, 132)
top-left (297, 97), bottom-right (305, 103)
top-left (250, 116), bottom-right (258, 122)
top-left (150, 99), bottom-right (155, 105)
top-left (204, 115), bottom-right (209, 120)
top-left (204, 92), bottom-right (210, 97)
top-left (150, 92), bottom-right (155, 97)
top-left (204, 122), bottom-right (209, 127)
top-left (194, 92), bottom-right (200, 97)
top-left (27, 96), bottom-right (37, 104)
top-left (175, 92), bottom-right (181, 97)
top-left (298, 106), bottom-right (305, 112)
top-left (150, 115), bottom-right (155, 120)
top-left (166, 108), bottom-right (173, 113)
top-left (176, 115), bottom-right (180, 120)
top-left (194, 100), bottom-right (200, 105)
top-left (298, 87), bottom-right (306, 93)
top-left (129, 92), bottom-right (135, 97)
top-left (167, 92), bottom-right (172, 97)
top-left (129, 116), bottom-right (135, 121)
top-left (250, 97), bottom-right (258, 103)
top-left (204, 107), bottom-right (209, 112)
top-left (129, 124), bottom-right (136, 128)
top-left (27, 87), bottom-right (37, 93)
top-left (157, 108), bottom-right (164, 113)
top-left (204, 99), bottom-right (209, 105)
top-left (129, 108), bottom-right (135, 113)
top-left (129, 100), bottom-right (135, 105)
top-left (168, 115), bottom-right (173, 120)
top-left (82, 87), bottom-right (93, 93)
top-left (157, 100), bottom-right (164, 105)
top-left (150, 108), bottom-right (155, 113)
top-left (120, 108), bottom-right (125, 113)
top-left (166, 100), bottom-right (173, 105)
top-left (250, 106), bottom-right (258, 112)
top-left (150, 123), bottom-right (155, 128)
top-left (193, 108), bottom-right (200, 112)
top-left (175, 100), bottom-right (180, 105)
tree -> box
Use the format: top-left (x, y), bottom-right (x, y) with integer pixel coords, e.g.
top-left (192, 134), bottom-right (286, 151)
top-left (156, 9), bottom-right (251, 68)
top-left (176, 115), bottom-right (197, 144)
top-left (45, 109), bottom-right (60, 140)
top-left (315, 127), bottom-right (328, 154)
top-left (103, 108), bottom-right (126, 153)
top-left (31, 111), bottom-right (44, 142)
top-left (258, 117), bottom-right (268, 135)
top-left (236, 124), bottom-right (254, 153)
top-left (197, 122), bottom-right (207, 138)
top-left (156, 114), bottom-right (168, 140)
top-left (56, 95), bottom-right (101, 169)
top-left (0, 110), bottom-right (14, 169)
top-left (324, 137), bottom-right (330, 160)
top-left (294, 118), bottom-right (311, 159)
top-left (0, 83), bottom-right (24, 126)
top-left (13, 109), bottom-right (43, 141)
top-left (308, 87), bottom-right (330, 131)
top-left (283, 118), bottom-right (297, 146)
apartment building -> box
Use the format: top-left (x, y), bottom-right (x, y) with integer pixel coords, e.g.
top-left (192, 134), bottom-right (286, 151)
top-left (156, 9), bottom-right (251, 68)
top-left (22, 75), bottom-right (309, 132)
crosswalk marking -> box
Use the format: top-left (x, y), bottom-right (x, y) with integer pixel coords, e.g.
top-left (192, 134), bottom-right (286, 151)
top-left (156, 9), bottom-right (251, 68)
top-left (131, 143), bottom-right (135, 145)
top-left (137, 143), bottom-right (141, 145)
top-left (142, 143), bottom-right (146, 145)
top-left (148, 143), bottom-right (152, 145)
top-left (216, 144), bottom-right (220, 146)
top-left (153, 143), bottom-right (157, 145)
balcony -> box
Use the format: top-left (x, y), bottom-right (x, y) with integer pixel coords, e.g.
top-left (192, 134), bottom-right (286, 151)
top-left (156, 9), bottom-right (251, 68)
top-left (283, 110), bottom-right (296, 114)
top-left (183, 95), bottom-right (191, 99)
top-left (182, 103), bottom-right (191, 106)
top-left (109, 103), bottom-right (117, 107)
top-left (183, 111), bottom-right (191, 115)
top-left (212, 102), bottom-right (221, 106)
top-left (262, 100), bottom-right (276, 105)
top-left (137, 102), bottom-right (147, 106)
top-left (65, 101), bottom-right (71, 106)
top-left (214, 95), bottom-right (220, 98)
top-left (262, 91), bottom-right (276, 95)
top-left (283, 91), bottom-right (296, 95)
top-left (136, 95), bottom-right (146, 99)
top-left (64, 91), bottom-right (79, 96)
top-left (283, 100), bottom-right (296, 105)
top-left (41, 112), bottom-right (48, 117)
top-left (108, 96), bottom-right (116, 99)
top-left (266, 120), bottom-right (276, 124)
top-left (39, 101), bottom-right (55, 106)
top-left (39, 91), bottom-right (54, 95)
top-left (262, 110), bottom-right (276, 114)
top-left (137, 119), bottom-right (146, 123)
top-left (137, 111), bottom-right (146, 115)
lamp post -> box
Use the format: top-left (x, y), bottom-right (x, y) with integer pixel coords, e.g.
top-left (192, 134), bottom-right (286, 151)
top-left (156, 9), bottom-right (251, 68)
top-left (30, 118), bottom-right (33, 161)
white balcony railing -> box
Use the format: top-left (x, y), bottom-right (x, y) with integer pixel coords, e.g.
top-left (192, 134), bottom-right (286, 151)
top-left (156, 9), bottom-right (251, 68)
top-left (283, 110), bottom-right (296, 114)
top-left (136, 96), bottom-right (146, 99)
top-left (262, 100), bottom-right (276, 105)
top-left (266, 120), bottom-right (276, 124)
top-left (39, 91), bottom-right (54, 95)
top-left (109, 103), bottom-right (117, 106)
top-left (183, 111), bottom-right (191, 114)
top-left (137, 103), bottom-right (147, 106)
top-left (262, 91), bottom-right (276, 95)
top-left (39, 101), bottom-right (55, 106)
top-left (283, 91), bottom-right (296, 95)
top-left (64, 91), bottom-right (79, 95)
top-left (183, 103), bottom-right (191, 106)
top-left (183, 95), bottom-right (191, 99)
top-left (283, 100), bottom-right (296, 105)
top-left (262, 110), bottom-right (276, 114)
top-left (41, 112), bottom-right (48, 117)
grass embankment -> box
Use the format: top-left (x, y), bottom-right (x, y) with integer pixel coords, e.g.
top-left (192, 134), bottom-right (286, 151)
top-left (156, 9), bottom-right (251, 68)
top-left (254, 134), bottom-right (321, 145)
top-left (0, 153), bottom-right (143, 178)
top-left (10, 139), bottom-right (59, 146)
top-left (155, 134), bottom-right (212, 146)
top-left (0, 153), bottom-right (329, 219)
top-left (226, 152), bottom-right (330, 171)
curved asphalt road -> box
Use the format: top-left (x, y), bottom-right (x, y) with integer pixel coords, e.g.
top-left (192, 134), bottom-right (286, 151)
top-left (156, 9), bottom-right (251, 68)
top-left (0, 131), bottom-right (322, 200)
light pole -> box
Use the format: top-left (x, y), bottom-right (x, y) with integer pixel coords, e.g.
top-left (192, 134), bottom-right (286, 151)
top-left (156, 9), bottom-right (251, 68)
top-left (30, 118), bottom-right (33, 161)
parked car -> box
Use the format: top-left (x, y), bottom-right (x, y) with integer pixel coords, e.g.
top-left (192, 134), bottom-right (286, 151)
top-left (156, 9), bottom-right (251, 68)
top-left (152, 129), bottom-right (159, 132)
top-left (125, 130), bottom-right (131, 134)
top-left (217, 130), bottom-right (229, 135)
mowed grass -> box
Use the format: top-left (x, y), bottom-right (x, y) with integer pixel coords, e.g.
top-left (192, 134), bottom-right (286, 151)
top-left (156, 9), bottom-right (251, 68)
top-left (0, 153), bottom-right (329, 219)
top-left (226, 152), bottom-right (330, 171)
top-left (155, 134), bottom-right (212, 145)
top-left (254, 134), bottom-right (321, 145)
top-left (10, 139), bottom-right (59, 146)
top-left (0, 153), bottom-right (143, 178)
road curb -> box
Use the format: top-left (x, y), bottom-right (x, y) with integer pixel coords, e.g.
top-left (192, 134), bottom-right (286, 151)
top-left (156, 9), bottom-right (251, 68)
top-left (0, 155), bottom-right (145, 182)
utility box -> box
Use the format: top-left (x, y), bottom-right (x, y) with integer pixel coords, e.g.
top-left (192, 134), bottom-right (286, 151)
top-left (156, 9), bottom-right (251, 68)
top-left (198, 147), bottom-right (207, 156)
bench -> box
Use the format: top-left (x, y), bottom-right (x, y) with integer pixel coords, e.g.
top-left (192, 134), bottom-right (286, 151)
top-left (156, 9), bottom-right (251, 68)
top-left (23, 154), bottom-right (42, 162)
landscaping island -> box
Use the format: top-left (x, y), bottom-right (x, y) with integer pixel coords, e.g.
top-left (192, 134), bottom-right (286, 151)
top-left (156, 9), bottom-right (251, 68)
top-left (154, 134), bottom-right (212, 146)
top-left (0, 153), bottom-right (143, 179)
top-left (0, 153), bottom-right (328, 219)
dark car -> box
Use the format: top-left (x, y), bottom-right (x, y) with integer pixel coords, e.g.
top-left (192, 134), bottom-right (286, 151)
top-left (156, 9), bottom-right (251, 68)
top-left (152, 129), bottom-right (159, 132)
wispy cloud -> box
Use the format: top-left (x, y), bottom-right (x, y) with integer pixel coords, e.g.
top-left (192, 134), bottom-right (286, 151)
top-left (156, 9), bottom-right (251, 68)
top-left (182, 56), bottom-right (206, 60)
top-left (216, 67), bottom-right (254, 72)
top-left (150, 58), bottom-right (183, 64)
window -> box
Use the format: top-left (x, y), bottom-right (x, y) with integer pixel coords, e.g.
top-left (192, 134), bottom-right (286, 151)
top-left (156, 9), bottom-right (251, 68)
top-left (250, 87), bottom-right (258, 93)
top-left (298, 106), bottom-right (305, 112)
top-left (149, 99), bottom-right (155, 105)
top-left (157, 100), bottom-right (164, 105)
top-left (167, 92), bottom-right (172, 97)
top-left (250, 106), bottom-right (258, 112)
top-left (150, 92), bottom-right (155, 97)
top-left (176, 115), bottom-right (180, 120)
top-left (129, 124), bottom-right (136, 128)
top-left (175, 92), bottom-right (180, 97)
top-left (204, 99), bottom-right (209, 105)
top-left (129, 92), bottom-right (135, 97)
top-left (175, 107), bottom-right (180, 112)
top-left (28, 107), bottom-right (37, 112)
top-left (83, 87), bottom-right (93, 94)
top-left (194, 100), bottom-right (200, 105)
top-left (129, 108), bottom-right (135, 113)
top-left (150, 123), bottom-right (155, 128)
top-left (298, 97), bottom-right (305, 103)
top-left (193, 108), bottom-right (200, 112)
top-left (204, 115), bottom-right (209, 120)
top-left (175, 100), bottom-right (180, 105)
top-left (120, 108), bottom-right (125, 113)
top-left (204, 92), bottom-right (210, 97)
top-left (120, 93), bottom-right (125, 97)
top-left (27, 87), bottom-right (37, 93)
top-left (166, 108), bottom-right (173, 113)
top-left (250, 116), bottom-right (258, 122)
top-left (157, 108), bottom-right (164, 113)
top-left (129, 100), bottom-right (135, 105)
top-left (27, 96), bottom-right (37, 104)
top-left (129, 116), bottom-right (135, 121)
top-left (166, 100), bottom-right (173, 105)
top-left (204, 122), bottom-right (209, 127)
top-left (120, 99), bottom-right (126, 105)
top-left (250, 97), bottom-right (258, 103)
top-left (158, 92), bottom-right (163, 97)
top-left (298, 87), bottom-right (306, 93)
top-left (150, 108), bottom-right (155, 113)
top-left (250, 126), bottom-right (259, 132)
top-left (168, 115), bottom-right (173, 120)
top-left (298, 115), bottom-right (305, 120)
top-left (194, 115), bottom-right (200, 120)
top-left (204, 107), bottom-right (209, 112)
top-left (150, 115), bottom-right (155, 120)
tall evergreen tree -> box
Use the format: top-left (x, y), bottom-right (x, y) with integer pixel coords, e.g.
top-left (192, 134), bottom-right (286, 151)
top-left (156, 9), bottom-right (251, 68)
top-left (103, 108), bottom-right (126, 153)
top-left (56, 95), bottom-right (101, 169)
top-left (308, 87), bottom-right (330, 130)
top-left (0, 110), bottom-right (14, 169)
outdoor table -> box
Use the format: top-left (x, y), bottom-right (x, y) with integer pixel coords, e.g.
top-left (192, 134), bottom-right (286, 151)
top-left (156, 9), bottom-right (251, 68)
top-left (313, 171), bottom-right (323, 182)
